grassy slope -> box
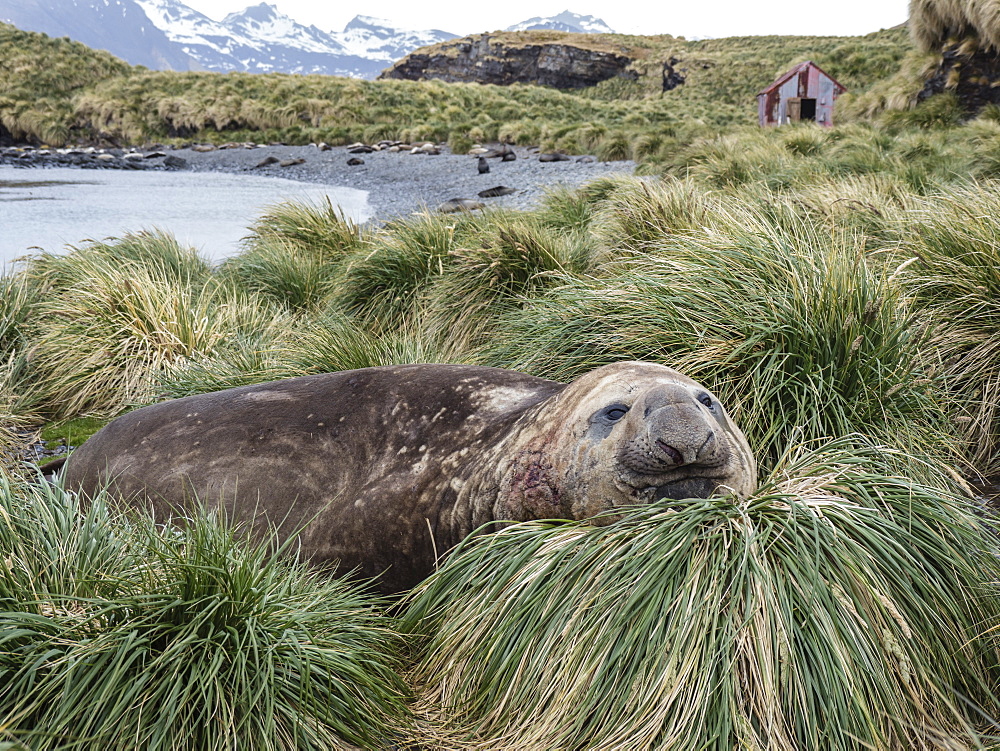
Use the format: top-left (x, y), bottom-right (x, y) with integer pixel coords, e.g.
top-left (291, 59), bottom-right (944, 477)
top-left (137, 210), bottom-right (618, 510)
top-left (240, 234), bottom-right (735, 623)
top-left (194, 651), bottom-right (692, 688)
top-left (0, 22), bottom-right (913, 147)
top-left (0, 23), bottom-right (132, 143)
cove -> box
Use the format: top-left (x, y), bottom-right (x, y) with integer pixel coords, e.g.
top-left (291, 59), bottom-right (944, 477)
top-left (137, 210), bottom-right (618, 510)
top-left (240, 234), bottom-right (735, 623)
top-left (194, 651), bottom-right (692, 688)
top-left (0, 166), bottom-right (370, 267)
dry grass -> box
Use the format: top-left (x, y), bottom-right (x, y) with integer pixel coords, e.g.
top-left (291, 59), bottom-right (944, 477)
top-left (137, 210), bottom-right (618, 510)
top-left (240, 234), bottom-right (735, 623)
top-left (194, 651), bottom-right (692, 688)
top-left (404, 439), bottom-right (1000, 750)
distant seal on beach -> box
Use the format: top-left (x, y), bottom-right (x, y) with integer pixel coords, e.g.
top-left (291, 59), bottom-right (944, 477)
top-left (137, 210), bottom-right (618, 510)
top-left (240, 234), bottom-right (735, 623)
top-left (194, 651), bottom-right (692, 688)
top-left (61, 362), bottom-right (756, 593)
top-left (478, 186), bottom-right (516, 198)
top-left (437, 197), bottom-right (484, 213)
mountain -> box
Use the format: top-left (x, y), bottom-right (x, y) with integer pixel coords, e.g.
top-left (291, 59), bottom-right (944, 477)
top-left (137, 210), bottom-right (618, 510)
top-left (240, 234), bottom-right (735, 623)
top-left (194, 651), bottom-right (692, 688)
top-left (0, 0), bottom-right (194, 69)
top-left (0, 0), bottom-right (457, 77)
top-left (505, 11), bottom-right (615, 35)
top-left (0, 0), bottom-right (615, 79)
top-left (134, 0), bottom-right (377, 76)
top-left (337, 15), bottom-right (457, 65)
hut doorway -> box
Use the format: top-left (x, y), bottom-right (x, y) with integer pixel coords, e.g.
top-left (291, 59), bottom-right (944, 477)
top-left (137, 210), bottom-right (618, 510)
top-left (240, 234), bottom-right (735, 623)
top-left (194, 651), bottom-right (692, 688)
top-left (786, 97), bottom-right (817, 122)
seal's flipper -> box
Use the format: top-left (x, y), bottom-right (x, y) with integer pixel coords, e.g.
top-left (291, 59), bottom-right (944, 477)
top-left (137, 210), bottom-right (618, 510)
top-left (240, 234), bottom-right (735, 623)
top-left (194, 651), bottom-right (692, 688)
top-left (38, 455), bottom-right (68, 481)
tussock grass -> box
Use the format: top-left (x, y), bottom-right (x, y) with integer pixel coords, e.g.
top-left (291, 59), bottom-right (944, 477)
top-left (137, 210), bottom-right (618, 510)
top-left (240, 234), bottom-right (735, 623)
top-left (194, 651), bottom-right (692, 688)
top-left (0, 474), bottom-right (411, 750)
top-left (156, 310), bottom-right (465, 399)
top-left (910, 0), bottom-right (1000, 52)
top-left (335, 212), bottom-right (474, 330)
top-left (241, 199), bottom-right (372, 259)
top-left (653, 121), bottom-right (991, 196)
top-left (15, 232), bottom-right (278, 417)
top-left (892, 184), bottom-right (1000, 473)
top-left (277, 312), bottom-right (466, 375)
top-left (484, 203), bottom-right (950, 468)
top-left (534, 176), bottom-right (628, 237)
top-left (419, 213), bottom-right (595, 347)
top-left (0, 275), bottom-right (39, 360)
top-left (218, 237), bottom-right (343, 314)
top-left (20, 228), bottom-right (212, 291)
top-left (152, 330), bottom-right (288, 399)
top-left (0, 381), bottom-right (32, 479)
top-left (0, 274), bottom-right (40, 434)
top-left (217, 199), bottom-right (373, 315)
top-left (590, 176), bottom-right (718, 251)
top-left (0, 23), bottom-right (131, 144)
top-left (404, 439), bottom-right (1000, 750)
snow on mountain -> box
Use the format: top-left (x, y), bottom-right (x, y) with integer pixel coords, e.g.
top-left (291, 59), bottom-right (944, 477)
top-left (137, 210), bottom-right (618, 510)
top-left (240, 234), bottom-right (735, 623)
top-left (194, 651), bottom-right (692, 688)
top-left (1, 0), bottom-right (616, 79)
top-left (138, 1), bottom-right (455, 76)
top-left (133, 0), bottom-right (381, 75)
top-left (336, 14), bottom-right (454, 61)
top-left (506, 10), bottom-right (615, 34)
top-left (222, 3), bottom-right (348, 55)
top-left (135, 0), bottom-right (241, 49)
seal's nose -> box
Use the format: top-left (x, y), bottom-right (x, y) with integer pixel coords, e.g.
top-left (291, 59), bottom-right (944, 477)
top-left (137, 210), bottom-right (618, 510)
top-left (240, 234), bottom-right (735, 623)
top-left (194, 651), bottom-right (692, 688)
top-left (641, 385), bottom-right (719, 466)
top-left (641, 382), bottom-right (695, 414)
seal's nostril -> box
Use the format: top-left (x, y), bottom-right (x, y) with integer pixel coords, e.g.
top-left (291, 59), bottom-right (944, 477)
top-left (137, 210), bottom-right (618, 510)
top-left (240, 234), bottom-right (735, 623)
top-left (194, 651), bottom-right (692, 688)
top-left (698, 432), bottom-right (716, 456)
top-left (655, 439), bottom-right (683, 465)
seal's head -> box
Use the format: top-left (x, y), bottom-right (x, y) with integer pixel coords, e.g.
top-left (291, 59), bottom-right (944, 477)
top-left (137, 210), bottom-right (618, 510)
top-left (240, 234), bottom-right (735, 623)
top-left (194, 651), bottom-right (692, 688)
top-left (498, 362), bottom-right (757, 522)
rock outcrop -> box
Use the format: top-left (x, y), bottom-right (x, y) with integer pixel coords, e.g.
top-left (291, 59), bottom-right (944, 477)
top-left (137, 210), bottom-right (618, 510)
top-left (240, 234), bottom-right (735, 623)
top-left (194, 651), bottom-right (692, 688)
top-left (918, 43), bottom-right (1000, 114)
top-left (379, 31), bottom-right (637, 89)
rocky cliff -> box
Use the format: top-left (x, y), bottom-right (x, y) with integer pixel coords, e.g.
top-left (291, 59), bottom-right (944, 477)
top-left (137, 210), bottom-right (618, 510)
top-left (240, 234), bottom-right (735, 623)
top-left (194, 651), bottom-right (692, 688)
top-left (379, 31), bottom-right (638, 89)
top-left (918, 43), bottom-right (1000, 114)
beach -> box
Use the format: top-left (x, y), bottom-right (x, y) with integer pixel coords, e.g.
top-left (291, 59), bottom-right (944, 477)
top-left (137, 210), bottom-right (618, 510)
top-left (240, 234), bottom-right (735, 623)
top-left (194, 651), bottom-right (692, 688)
top-left (162, 141), bottom-right (638, 221)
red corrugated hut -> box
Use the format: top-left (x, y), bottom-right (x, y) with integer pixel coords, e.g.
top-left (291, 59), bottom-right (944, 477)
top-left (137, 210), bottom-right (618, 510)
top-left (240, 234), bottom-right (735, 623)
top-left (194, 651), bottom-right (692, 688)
top-left (757, 61), bottom-right (847, 127)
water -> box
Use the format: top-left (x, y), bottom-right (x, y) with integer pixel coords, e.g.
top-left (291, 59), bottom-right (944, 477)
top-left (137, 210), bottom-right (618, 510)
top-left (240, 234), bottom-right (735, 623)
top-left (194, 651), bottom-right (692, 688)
top-left (0, 166), bottom-right (371, 266)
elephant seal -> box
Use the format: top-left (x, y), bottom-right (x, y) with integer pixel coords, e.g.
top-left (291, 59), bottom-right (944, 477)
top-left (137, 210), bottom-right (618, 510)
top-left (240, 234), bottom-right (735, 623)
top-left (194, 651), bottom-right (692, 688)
top-left (437, 197), bottom-right (484, 213)
top-left (478, 185), bottom-right (516, 198)
top-left (62, 362), bottom-right (756, 593)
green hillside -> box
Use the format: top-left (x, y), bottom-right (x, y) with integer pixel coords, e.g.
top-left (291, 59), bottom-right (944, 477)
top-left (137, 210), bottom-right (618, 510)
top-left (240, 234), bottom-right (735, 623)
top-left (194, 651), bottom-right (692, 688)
top-left (0, 23), bottom-right (133, 144)
top-left (1, 21), bottom-right (913, 152)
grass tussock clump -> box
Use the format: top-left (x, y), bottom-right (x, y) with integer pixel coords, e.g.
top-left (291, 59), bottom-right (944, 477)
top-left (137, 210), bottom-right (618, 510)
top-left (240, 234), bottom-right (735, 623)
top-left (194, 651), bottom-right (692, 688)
top-left (590, 176), bottom-right (719, 251)
top-left (218, 200), bottom-right (373, 314)
top-left (485, 204), bottom-right (949, 468)
top-left (0, 475), bottom-right (411, 750)
top-left (336, 212), bottom-right (472, 331)
top-left (418, 213), bottom-right (596, 347)
top-left (16, 231), bottom-right (282, 417)
top-left (157, 309), bottom-right (468, 399)
top-left (910, 0), bottom-right (1000, 52)
top-left (404, 439), bottom-right (1000, 750)
top-left (893, 184), bottom-right (1000, 473)
top-left (0, 276), bottom-right (41, 470)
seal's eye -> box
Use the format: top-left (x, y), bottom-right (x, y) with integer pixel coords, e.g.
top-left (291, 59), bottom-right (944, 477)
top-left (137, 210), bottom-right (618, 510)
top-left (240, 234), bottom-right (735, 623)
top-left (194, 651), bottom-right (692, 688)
top-left (605, 405), bottom-right (629, 421)
top-left (697, 393), bottom-right (715, 409)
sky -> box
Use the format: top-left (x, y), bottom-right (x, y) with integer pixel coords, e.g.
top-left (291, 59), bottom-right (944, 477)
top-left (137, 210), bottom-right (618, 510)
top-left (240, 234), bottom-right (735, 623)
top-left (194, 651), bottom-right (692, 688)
top-left (179, 0), bottom-right (911, 39)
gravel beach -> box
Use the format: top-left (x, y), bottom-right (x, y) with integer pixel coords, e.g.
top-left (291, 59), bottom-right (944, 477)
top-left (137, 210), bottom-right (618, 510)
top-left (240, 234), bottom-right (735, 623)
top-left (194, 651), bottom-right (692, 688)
top-left (167, 142), bottom-right (637, 222)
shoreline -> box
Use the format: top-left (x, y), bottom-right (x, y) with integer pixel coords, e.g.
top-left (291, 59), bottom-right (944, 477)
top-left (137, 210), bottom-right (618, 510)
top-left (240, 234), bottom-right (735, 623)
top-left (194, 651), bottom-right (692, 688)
top-left (169, 142), bottom-right (637, 221)
top-left (1, 141), bottom-right (638, 223)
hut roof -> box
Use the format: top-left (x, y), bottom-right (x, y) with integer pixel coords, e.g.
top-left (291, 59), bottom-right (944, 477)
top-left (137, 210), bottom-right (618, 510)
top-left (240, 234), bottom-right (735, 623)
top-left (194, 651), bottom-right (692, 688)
top-left (757, 60), bottom-right (847, 96)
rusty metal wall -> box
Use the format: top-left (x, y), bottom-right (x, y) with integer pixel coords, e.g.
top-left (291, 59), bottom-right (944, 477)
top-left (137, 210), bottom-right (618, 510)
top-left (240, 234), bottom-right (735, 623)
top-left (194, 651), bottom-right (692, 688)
top-left (757, 63), bottom-right (843, 127)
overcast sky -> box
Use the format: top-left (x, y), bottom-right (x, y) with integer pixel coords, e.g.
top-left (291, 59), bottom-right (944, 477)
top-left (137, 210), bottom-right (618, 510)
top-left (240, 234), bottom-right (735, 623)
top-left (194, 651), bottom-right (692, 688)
top-left (179, 0), bottom-right (910, 39)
